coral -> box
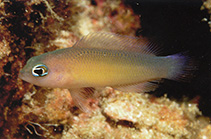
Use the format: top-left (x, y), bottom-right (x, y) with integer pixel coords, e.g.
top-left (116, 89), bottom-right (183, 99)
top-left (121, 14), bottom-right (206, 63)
top-left (100, 89), bottom-right (207, 139)
top-left (0, 0), bottom-right (140, 138)
top-left (197, 125), bottom-right (211, 138)
top-left (201, 0), bottom-right (211, 31)
top-left (56, 89), bottom-right (210, 139)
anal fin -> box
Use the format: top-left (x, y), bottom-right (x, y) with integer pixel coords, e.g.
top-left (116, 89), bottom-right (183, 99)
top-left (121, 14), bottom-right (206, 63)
top-left (115, 80), bottom-right (162, 93)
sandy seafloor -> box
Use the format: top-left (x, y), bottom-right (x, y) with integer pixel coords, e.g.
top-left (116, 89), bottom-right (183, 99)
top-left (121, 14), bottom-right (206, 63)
top-left (0, 0), bottom-right (211, 138)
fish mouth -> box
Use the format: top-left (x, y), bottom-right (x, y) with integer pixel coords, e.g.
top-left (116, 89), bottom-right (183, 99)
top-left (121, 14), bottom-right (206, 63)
top-left (18, 69), bottom-right (27, 80)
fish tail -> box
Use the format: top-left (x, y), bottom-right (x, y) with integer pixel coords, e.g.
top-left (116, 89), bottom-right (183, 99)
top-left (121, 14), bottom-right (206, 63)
top-left (166, 53), bottom-right (196, 81)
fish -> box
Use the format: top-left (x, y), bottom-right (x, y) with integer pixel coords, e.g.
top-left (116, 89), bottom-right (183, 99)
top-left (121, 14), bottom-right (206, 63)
top-left (19, 32), bottom-right (193, 112)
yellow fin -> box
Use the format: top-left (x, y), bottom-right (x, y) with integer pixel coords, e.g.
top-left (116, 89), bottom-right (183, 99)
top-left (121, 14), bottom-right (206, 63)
top-left (73, 32), bottom-right (159, 55)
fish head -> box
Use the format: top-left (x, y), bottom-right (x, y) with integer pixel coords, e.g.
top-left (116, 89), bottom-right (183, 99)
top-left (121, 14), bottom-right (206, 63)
top-left (19, 53), bottom-right (71, 88)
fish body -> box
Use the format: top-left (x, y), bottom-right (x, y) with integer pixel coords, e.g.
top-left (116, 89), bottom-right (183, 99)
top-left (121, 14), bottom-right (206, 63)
top-left (19, 32), bottom-right (192, 112)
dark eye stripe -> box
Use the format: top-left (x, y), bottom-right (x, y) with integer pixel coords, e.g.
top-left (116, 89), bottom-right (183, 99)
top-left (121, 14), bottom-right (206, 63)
top-left (32, 64), bottom-right (48, 77)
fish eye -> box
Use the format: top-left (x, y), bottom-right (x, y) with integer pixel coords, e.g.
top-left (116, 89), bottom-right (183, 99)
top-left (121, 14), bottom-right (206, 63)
top-left (32, 64), bottom-right (48, 77)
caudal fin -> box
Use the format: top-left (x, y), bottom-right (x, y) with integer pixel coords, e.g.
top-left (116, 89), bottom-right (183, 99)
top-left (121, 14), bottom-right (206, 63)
top-left (166, 53), bottom-right (196, 81)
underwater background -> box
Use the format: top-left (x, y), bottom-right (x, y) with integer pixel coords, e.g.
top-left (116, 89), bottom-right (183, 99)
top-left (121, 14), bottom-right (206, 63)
top-left (0, 0), bottom-right (210, 138)
top-left (125, 0), bottom-right (211, 116)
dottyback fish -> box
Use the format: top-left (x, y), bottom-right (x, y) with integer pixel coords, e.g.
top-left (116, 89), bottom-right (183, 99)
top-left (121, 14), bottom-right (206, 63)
top-left (19, 32), bottom-right (193, 112)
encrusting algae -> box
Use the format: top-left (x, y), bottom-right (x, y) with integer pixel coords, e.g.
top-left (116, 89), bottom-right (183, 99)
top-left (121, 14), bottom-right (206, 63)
top-left (0, 0), bottom-right (211, 138)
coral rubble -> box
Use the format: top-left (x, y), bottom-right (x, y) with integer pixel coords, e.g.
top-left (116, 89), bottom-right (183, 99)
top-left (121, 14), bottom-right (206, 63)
top-left (201, 0), bottom-right (211, 31)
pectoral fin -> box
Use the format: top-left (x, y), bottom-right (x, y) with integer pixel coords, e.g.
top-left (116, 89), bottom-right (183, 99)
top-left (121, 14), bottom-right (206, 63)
top-left (68, 87), bottom-right (95, 113)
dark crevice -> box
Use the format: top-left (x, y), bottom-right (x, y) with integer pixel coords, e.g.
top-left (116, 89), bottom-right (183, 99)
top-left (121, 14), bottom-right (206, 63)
top-left (124, 0), bottom-right (211, 117)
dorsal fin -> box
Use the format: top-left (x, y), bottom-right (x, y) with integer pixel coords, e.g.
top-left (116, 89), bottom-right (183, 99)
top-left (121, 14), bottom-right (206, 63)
top-left (73, 32), bottom-right (159, 55)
